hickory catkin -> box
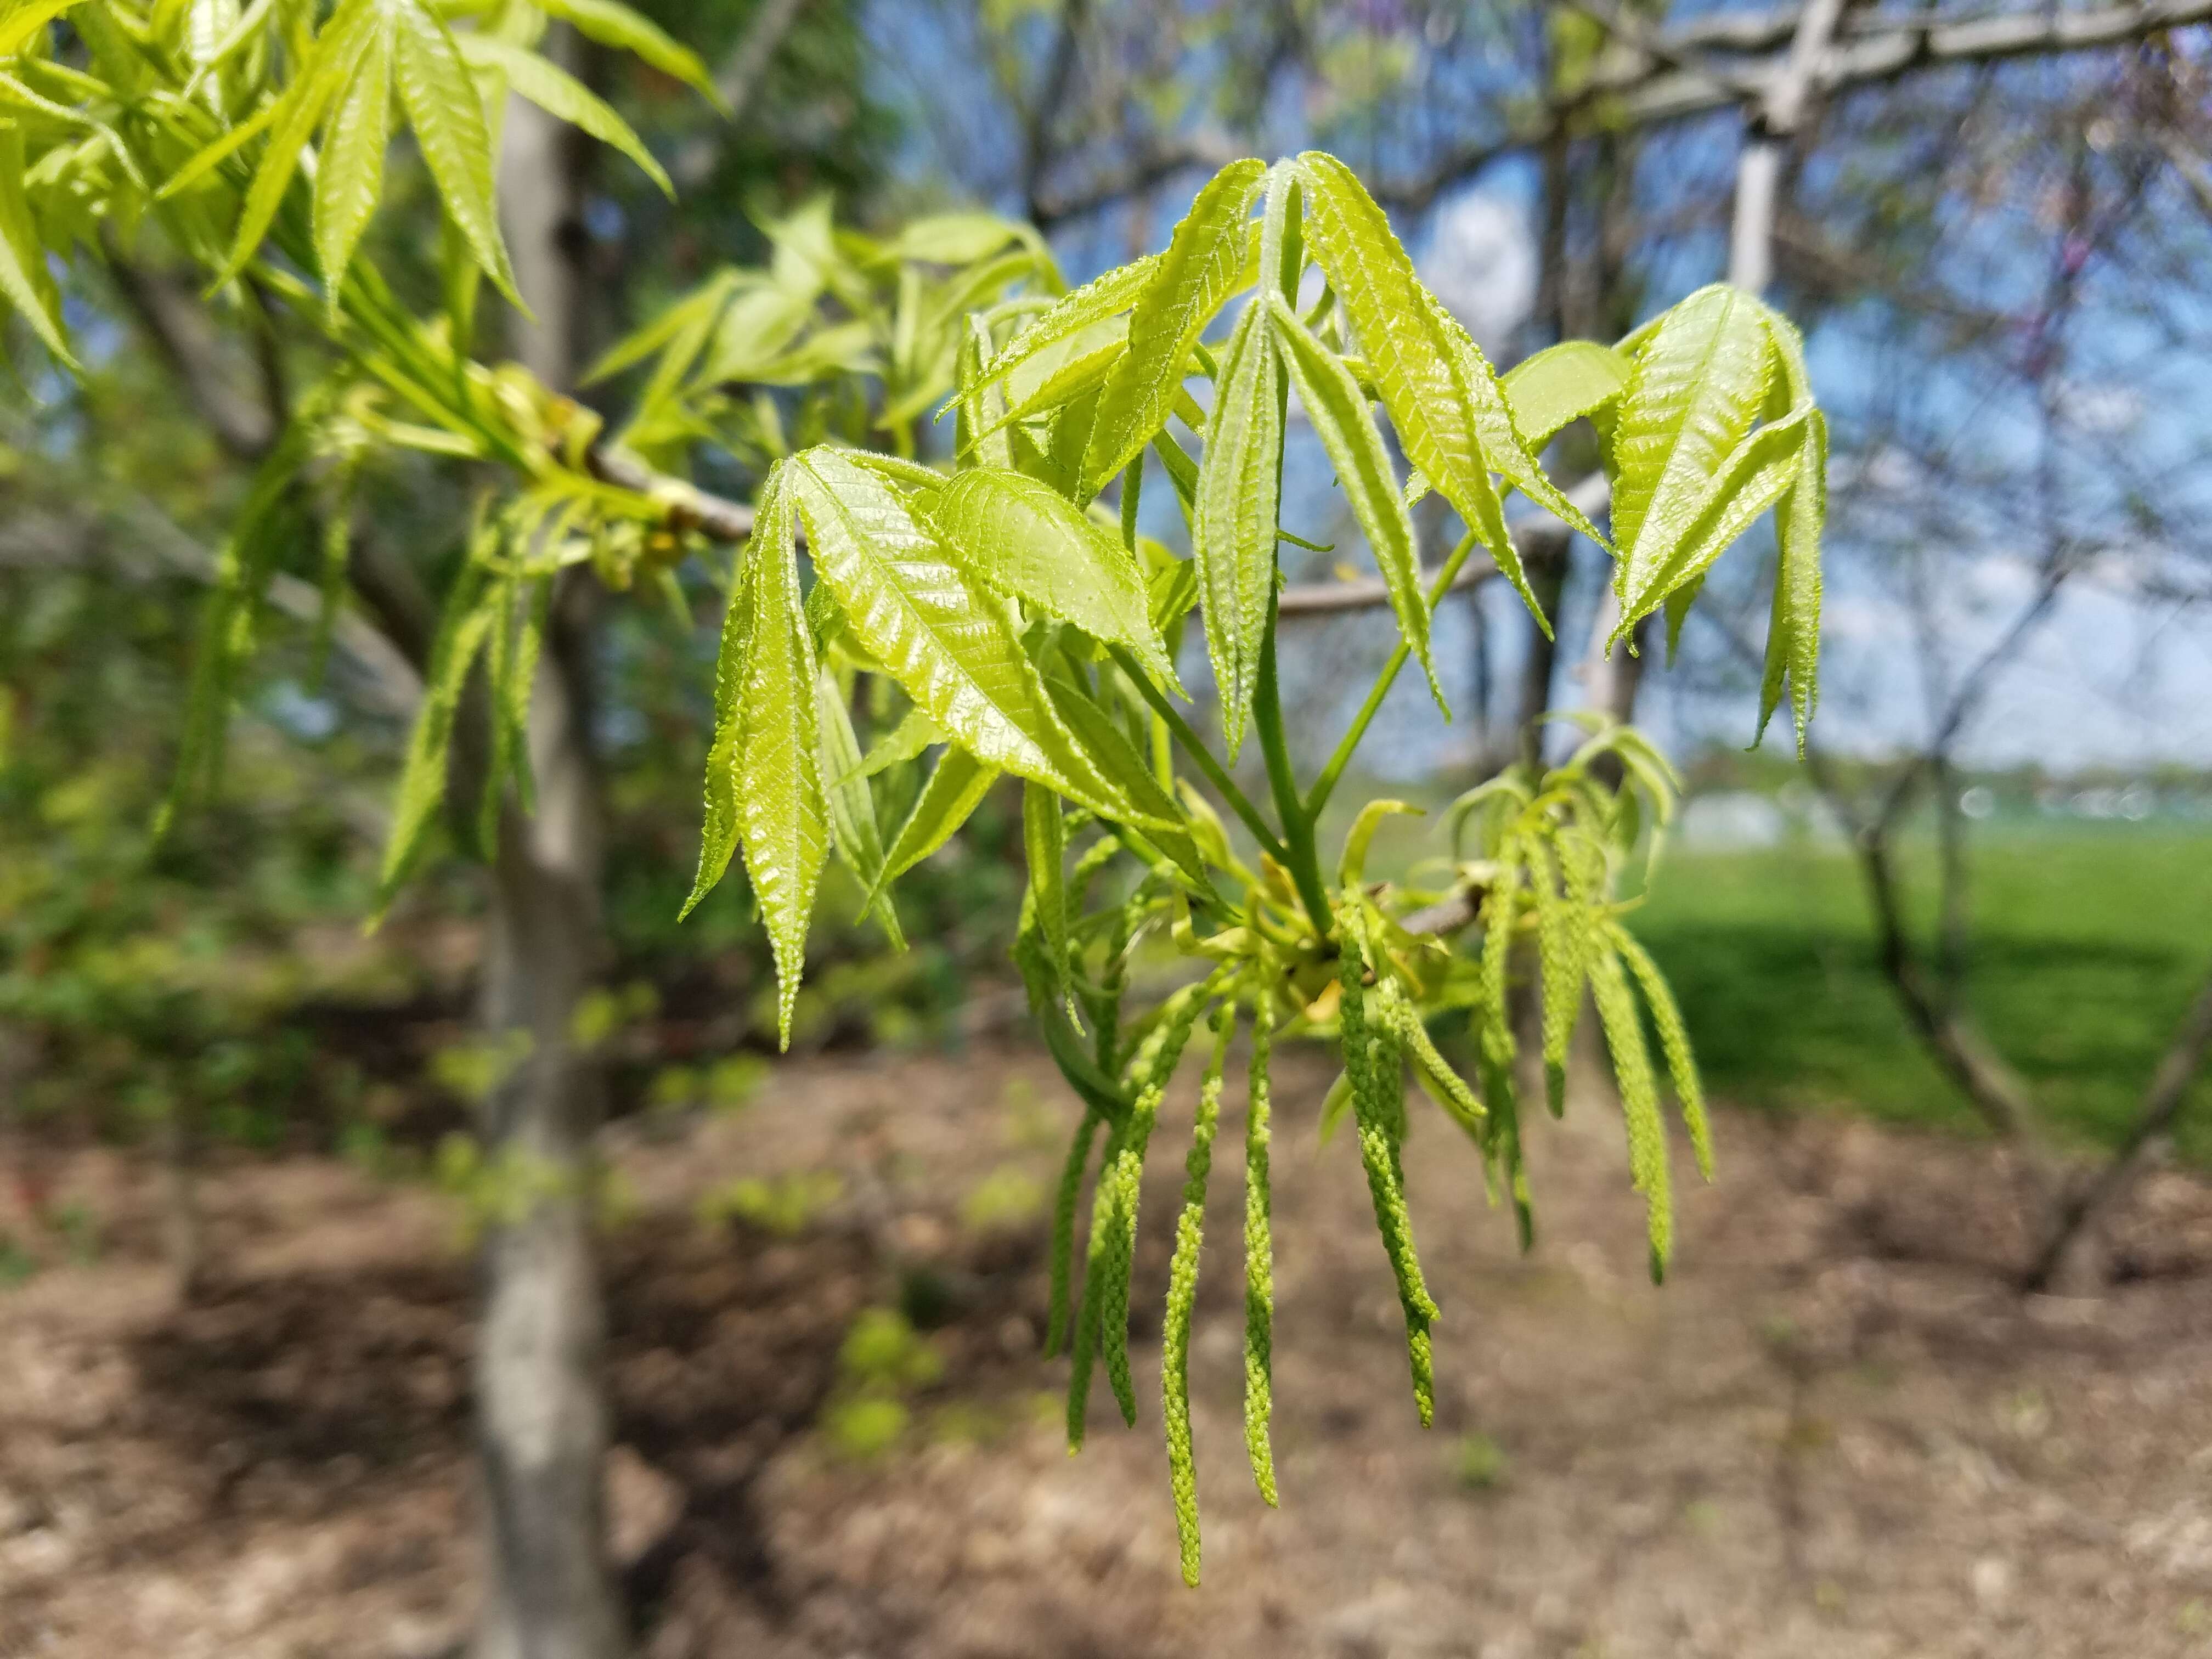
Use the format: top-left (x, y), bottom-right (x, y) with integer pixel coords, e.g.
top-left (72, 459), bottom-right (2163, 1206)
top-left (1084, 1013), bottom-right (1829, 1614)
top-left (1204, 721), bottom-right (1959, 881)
top-left (1163, 1003), bottom-right (1234, 1586)
top-left (1242, 989), bottom-right (1279, 1506)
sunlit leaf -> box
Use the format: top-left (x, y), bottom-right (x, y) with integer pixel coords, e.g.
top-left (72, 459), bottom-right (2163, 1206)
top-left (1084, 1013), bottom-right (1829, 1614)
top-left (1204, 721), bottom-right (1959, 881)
top-left (1193, 297), bottom-right (1280, 758)
top-left (1081, 159), bottom-right (1265, 499)
top-left (312, 18), bottom-right (391, 308)
top-left (926, 466), bottom-right (1183, 693)
top-left (534, 0), bottom-right (719, 105)
top-left (1609, 284), bottom-right (1772, 622)
top-left (459, 34), bottom-right (672, 199)
top-left (1266, 292), bottom-right (1436, 707)
top-left (391, 0), bottom-right (520, 305)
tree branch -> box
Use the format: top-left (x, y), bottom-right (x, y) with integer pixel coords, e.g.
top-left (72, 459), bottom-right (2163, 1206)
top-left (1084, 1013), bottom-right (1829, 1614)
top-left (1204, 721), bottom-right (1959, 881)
top-left (102, 252), bottom-right (277, 462)
top-left (1366, 0), bottom-right (2212, 211)
top-left (2025, 963), bottom-right (2212, 1289)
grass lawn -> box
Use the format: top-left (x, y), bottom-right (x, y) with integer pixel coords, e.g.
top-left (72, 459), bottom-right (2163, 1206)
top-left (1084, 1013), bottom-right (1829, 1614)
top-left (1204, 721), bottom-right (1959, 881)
top-left (1629, 825), bottom-right (2212, 1160)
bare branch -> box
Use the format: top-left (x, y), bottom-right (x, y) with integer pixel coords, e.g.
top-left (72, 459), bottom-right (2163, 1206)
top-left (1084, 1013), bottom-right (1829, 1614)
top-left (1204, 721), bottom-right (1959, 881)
top-left (2027, 964), bottom-right (2212, 1288)
top-left (1368, 0), bottom-right (2212, 211)
top-left (102, 252), bottom-right (277, 461)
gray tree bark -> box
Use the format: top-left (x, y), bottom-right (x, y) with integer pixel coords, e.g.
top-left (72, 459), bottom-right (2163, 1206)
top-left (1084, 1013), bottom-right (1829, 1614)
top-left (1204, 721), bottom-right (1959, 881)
top-left (472, 27), bottom-right (626, 1657)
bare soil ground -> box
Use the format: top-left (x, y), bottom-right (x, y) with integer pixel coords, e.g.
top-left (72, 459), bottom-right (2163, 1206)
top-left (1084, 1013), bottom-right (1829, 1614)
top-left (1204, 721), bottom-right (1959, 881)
top-left (8, 1041), bottom-right (2212, 1658)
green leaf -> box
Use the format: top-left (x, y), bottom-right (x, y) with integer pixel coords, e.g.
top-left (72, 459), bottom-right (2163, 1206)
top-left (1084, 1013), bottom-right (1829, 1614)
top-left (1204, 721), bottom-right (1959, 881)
top-left (879, 744), bottom-right (997, 881)
top-left (785, 449), bottom-right (1160, 826)
top-left (953, 313), bottom-right (1013, 471)
top-left (1039, 675), bottom-right (1213, 898)
top-left (1081, 158), bottom-right (1265, 499)
top-left (1266, 292), bottom-right (1437, 707)
top-left (1193, 298), bottom-right (1281, 759)
top-left (887, 211), bottom-right (1029, 266)
top-left (969, 253), bottom-right (1158, 397)
top-left (155, 97), bottom-right (283, 200)
top-left (0, 125), bottom-right (72, 365)
top-left (533, 0), bottom-right (719, 105)
top-left (1616, 405), bottom-right (1809, 641)
top-left (682, 468), bottom-right (827, 1047)
top-left (390, 0), bottom-right (520, 306)
top-left (377, 562), bottom-right (496, 917)
top-left (926, 466), bottom-right (1182, 694)
top-left (1295, 154), bottom-right (1593, 610)
top-left (1338, 798), bottom-right (1420, 887)
top-left (838, 705), bottom-right (941, 786)
top-left (0, 1), bottom-right (87, 60)
top-left (815, 668), bottom-right (902, 947)
top-left (214, 3), bottom-right (365, 289)
top-left (459, 34), bottom-right (673, 199)
top-left (1420, 292), bottom-right (1602, 592)
top-left (1609, 285), bottom-right (1773, 621)
top-left (312, 18), bottom-right (391, 309)
top-left (1754, 308), bottom-right (1824, 753)
top-left (1022, 780), bottom-right (1070, 1005)
top-left (1502, 340), bottom-right (1632, 449)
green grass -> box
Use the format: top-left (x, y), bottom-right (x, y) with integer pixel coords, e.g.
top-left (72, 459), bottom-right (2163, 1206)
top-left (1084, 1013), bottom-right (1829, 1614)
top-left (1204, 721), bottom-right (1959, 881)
top-left (1630, 826), bottom-right (2212, 1160)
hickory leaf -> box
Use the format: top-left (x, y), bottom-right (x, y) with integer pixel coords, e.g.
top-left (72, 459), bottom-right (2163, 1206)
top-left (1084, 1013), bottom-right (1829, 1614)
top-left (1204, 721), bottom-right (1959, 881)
top-left (1081, 159), bottom-right (1265, 499)
top-left (1502, 340), bottom-right (1631, 450)
top-left (390, 0), bottom-right (520, 306)
top-left (685, 469), bottom-right (827, 1047)
top-left (927, 466), bottom-right (1183, 695)
top-left (533, 0), bottom-right (719, 105)
top-left (311, 18), bottom-right (391, 308)
top-left (783, 449), bottom-right (1164, 827)
top-left (459, 35), bottom-right (672, 199)
top-left (1266, 292), bottom-right (1437, 708)
top-left (1193, 297), bottom-right (1282, 759)
top-left (1609, 284), bottom-right (1773, 616)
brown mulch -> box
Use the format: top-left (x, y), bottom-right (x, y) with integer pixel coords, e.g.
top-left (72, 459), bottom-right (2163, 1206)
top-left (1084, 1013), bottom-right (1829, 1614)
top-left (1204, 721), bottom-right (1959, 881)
top-left (7, 1041), bottom-right (2212, 1658)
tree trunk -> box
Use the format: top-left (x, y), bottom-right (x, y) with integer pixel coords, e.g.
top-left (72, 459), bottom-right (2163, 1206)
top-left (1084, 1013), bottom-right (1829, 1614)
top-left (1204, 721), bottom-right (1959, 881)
top-left (472, 605), bottom-right (621, 1659)
top-left (472, 37), bottom-right (626, 1659)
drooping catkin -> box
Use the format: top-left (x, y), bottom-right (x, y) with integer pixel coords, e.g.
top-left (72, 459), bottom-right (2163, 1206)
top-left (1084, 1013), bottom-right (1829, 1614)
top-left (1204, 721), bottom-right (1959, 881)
top-left (1381, 979), bottom-right (1485, 1141)
top-left (1589, 944), bottom-right (1672, 1281)
top-left (1164, 1004), bottom-right (1234, 1587)
top-left (1093, 976), bottom-right (1220, 1428)
top-left (1527, 837), bottom-right (1585, 1118)
top-left (1242, 990), bottom-right (1279, 1507)
top-left (1065, 1113), bottom-right (1124, 1452)
top-left (1337, 930), bottom-right (1438, 1424)
top-left (1046, 1109), bottom-right (1104, 1357)
top-left (1610, 926), bottom-right (1713, 1181)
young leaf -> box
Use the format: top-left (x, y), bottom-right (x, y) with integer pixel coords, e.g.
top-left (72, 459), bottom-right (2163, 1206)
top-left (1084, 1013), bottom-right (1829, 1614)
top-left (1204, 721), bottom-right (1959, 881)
top-left (376, 564), bottom-right (496, 916)
top-left (391, 0), bottom-right (521, 305)
top-left (1617, 405), bottom-right (1809, 639)
top-left (1193, 297), bottom-right (1281, 758)
top-left (533, 0), bottom-right (720, 105)
top-left (1609, 284), bottom-right (1773, 622)
top-left (1502, 339), bottom-right (1632, 450)
top-left (926, 467), bottom-right (1183, 693)
top-left (970, 253), bottom-right (1158, 397)
top-left (458, 35), bottom-right (673, 199)
top-left (1081, 159), bottom-right (1266, 499)
top-left (0, 125), bottom-right (73, 365)
top-left (785, 449), bottom-right (1163, 827)
top-left (312, 19), bottom-right (391, 309)
top-left (215, 2), bottom-right (366, 287)
top-left (1022, 780), bottom-right (1070, 1006)
top-left (1266, 292), bottom-right (1436, 707)
top-left (878, 745), bottom-right (998, 883)
top-left (1754, 308), bottom-right (1825, 752)
top-left (1295, 155), bottom-right (1595, 602)
top-left (815, 668), bottom-right (902, 947)
top-left (1421, 293), bottom-right (1608, 549)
